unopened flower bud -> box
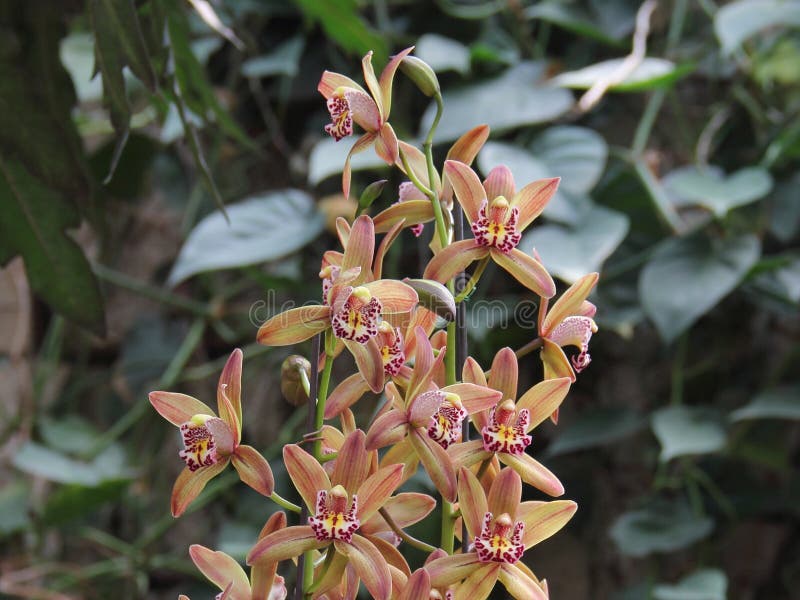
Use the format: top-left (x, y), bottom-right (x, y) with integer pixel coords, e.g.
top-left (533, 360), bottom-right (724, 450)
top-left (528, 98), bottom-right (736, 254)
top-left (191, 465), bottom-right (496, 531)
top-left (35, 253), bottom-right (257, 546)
top-left (357, 179), bottom-right (388, 215)
top-left (400, 55), bottom-right (440, 97)
top-left (281, 355), bottom-right (311, 407)
top-left (403, 278), bottom-right (456, 322)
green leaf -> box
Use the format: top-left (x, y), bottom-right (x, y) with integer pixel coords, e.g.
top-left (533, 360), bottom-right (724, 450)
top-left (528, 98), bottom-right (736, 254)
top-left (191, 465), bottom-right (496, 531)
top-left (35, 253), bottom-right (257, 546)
top-left (730, 385), bottom-right (800, 421)
top-left (168, 189), bottom-right (325, 285)
top-left (639, 234), bottom-right (761, 343)
top-left (39, 416), bottom-right (103, 456)
top-left (530, 126), bottom-right (608, 195)
top-left (553, 58), bottom-right (693, 92)
top-left (714, 0), bottom-right (800, 54)
top-left (525, 1), bottom-right (635, 46)
top-left (294, 0), bottom-right (387, 64)
top-left (768, 173), bottom-right (800, 242)
top-left (422, 62), bottom-right (574, 143)
top-left (547, 407), bottom-right (646, 456)
top-left (0, 158), bottom-right (105, 335)
top-left (651, 406), bottom-right (727, 462)
top-left (307, 136), bottom-right (386, 185)
top-left (663, 165), bottom-right (773, 218)
top-left (13, 442), bottom-right (104, 486)
top-left (610, 499), bottom-right (714, 557)
top-left (523, 205), bottom-right (630, 283)
top-left (241, 36), bottom-right (305, 78)
top-left (653, 569), bottom-right (728, 600)
top-left (0, 482), bottom-right (30, 537)
top-left (415, 34), bottom-right (471, 75)
top-left (42, 479), bottom-right (130, 526)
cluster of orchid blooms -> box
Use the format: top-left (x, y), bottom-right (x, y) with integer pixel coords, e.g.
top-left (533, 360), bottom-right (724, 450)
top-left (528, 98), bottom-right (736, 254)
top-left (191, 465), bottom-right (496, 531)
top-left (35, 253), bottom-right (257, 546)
top-left (149, 47), bottom-right (599, 600)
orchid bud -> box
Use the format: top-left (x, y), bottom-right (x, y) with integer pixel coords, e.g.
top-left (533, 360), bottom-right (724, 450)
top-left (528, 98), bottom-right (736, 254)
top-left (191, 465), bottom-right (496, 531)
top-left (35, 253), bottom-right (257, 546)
top-left (400, 55), bottom-right (440, 97)
top-left (357, 179), bottom-right (388, 216)
top-left (404, 278), bottom-right (456, 322)
top-left (281, 355), bottom-right (311, 407)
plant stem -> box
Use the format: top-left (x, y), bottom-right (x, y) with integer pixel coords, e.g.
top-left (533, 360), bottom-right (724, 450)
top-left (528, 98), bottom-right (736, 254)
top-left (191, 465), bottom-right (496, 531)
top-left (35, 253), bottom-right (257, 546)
top-left (270, 491), bottom-right (302, 514)
top-left (379, 507), bottom-right (437, 553)
top-left (455, 256), bottom-right (490, 302)
top-left (514, 337), bottom-right (543, 360)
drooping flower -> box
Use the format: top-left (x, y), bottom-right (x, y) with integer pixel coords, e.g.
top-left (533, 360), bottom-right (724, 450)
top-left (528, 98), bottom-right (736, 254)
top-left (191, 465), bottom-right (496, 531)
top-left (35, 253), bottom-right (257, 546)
top-left (450, 347), bottom-right (570, 497)
top-left (318, 48), bottom-right (414, 199)
top-left (247, 431), bottom-right (417, 600)
top-left (149, 349), bottom-right (274, 517)
top-left (424, 161), bottom-right (558, 298)
top-left (257, 216), bottom-right (418, 393)
top-left (180, 512), bottom-right (287, 600)
top-left (365, 328), bottom-right (502, 501)
top-left (425, 467), bottom-right (577, 600)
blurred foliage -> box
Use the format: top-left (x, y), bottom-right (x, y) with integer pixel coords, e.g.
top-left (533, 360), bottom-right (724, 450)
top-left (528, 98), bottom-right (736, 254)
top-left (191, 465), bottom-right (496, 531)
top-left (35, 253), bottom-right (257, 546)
top-left (0, 0), bottom-right (798, 598)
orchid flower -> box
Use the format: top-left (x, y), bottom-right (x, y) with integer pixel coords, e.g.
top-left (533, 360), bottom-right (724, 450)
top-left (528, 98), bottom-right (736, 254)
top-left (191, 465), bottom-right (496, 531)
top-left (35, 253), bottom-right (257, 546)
top-left (423, 161), bottom-right (558, 298)
top-left (364, 328), bottom-right (502, 501)
top-left (149, 349), bottom-right (274, 517)
top-left (450, 348), bottom-right (570, 497)
top-left (399, 561), bottom-right (453, 600)
top-left (257, 216), bottom-right (418, 393)
top-left (318, 48), bottom-right (414, 199)
top-left (180, 512), bottom-right (287, 600)
top-left (247, 431), bottom-right (410, 600)
top-left (539, 272), bottom-right (599, 382)
top-left (426, 467), bottom-right (577, 600)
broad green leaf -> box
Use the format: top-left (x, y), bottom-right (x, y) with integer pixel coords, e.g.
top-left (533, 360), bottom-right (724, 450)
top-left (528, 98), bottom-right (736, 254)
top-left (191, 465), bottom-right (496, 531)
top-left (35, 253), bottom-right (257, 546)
top-left (639, 234), bottom-right (761, 343)
top-left (42, 479), bottom-right (130, 526)
top-left (307, 136), bottom-right (386, 185)
top-left (416, 34), bottom-right (471, 75)
top-left (13, 442), bottom-right (104, 486)
top-left (523, 205), bottom-right (630, 283)
top-left (653, 569), bottom-right (728, 600)
top-left (714, 0), bottom-right (800, 54)
top-left (526, 0), bottom-right (635, 46)
top-left (0, 482), bottom-right (30, 537)
top-left (768, 173), bottom-right (800, 242)
top-left (39, 416), bottom-right (102, 456)
top-left (651, 406), bottom-right (727, 462)
top-left (421, 62), bottom-right (574, 143)
top-left (478, 141), bottom-right (550, 186)
top-left (530, 126), bottom-right (608, 195)
top-left (730, 385), bottom-right (800, 421)
top-left (548, 407), bottom-right (645, 456)
top-left (0, 159), bottom-right (105, 334)
top-left (610, 499), bottom-right (714, 557)
top-left (553, 58), bottom-right (692, 92)
top-left (241, 36), bottom-right (305, 78)
top-left (168, 190), bottom-right (325, 285)
top-left (750, 253), bottom-right (800, 305)
top-left (663, 165), bottom-right (773, 218)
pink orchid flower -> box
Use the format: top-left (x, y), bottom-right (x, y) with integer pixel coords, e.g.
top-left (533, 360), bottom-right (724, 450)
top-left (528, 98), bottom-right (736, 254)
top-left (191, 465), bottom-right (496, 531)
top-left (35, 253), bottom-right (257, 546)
top-left (149, 349), bottom-right (274, 517)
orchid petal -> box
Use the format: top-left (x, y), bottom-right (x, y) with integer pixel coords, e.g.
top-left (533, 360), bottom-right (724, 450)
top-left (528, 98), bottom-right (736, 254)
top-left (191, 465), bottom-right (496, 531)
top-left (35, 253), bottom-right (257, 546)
top-left (318, 71), bottom-right (366, 97)
top-left (232, 445), bottom-right (274, 496)
top-left (444, 160), bottom-right (486, 224)
top-left (516, 378), bottom-right (571, 431)
top-left (540, 339), bottom-right (575, 382)
top-left (454, 563), bottom-right (501, 600)
top-left (447, 439), bottom-right (489, 469)
top-left (171, 460), bottom-right (228, 517)
top-left (423, 240), bottom-right (488, 283)
top-left (427, 554), bottom-right (483, 588)
top-left (398, 569), bottom-right (431, 600)
top-left (365, 408), bottom-right (408, 450)
top-left (325, 373), bottom-right (372, 420)
top-left (513, 177), bottom-right (560, 232)
top-left (206, 417), bottom-right (235, 456)
top-left (341, 215), bottom-right (375, 278)
top-left (491, 248), bottom-right (556, 298)
top-left (257, 306), bottom-right (331, 346)
top-left (149, 392), bottom-right (215, 427)
top-left (498, 564), bottom-right (548, 600)
top-left (343, 337), bottom-right (385, 393)
top-left (442, 124), bottom-right (491, 207)
top-left (345, 89), bottom-right (381, 132)
top-left (462, 356), bottom-right (488, 386)
top-left (331, 430), bottom-right (370, 495)
top-left (189, 545), bottom-right (251, 600)
top-left (373, 219), bottom-right (404, 280)
top-left (217, 349), bottom-right (243, 438)
top-left (442, 383), bottom-right (502, 414)
top-left (374, 122), bottom-right (399, 165)
top-left (396, 141), bottom-right (439, 190)
top-left (362, 279), bottom-right (418, 313)
top-left (406, 327), bottom-right (435, 401)
top-left (283, 444), bottom-right (332, 512)
top-left (365, 532), bottom-right (412, 577)
top-left (409, 428), bottom-right (457, 502)
top-left (311, 550), bottom-right (349, 597)
top-left (342, 132), bottom-right (377, 199)
top-left (362, 492), bottom-right (436, 534)
top-left (457, 467), bottom-right (488, 540)
top-left (408, 389), bottom-right (443, 427)
top-left (246, 526), bottom-right (324, 564)
top-left (488, 467), bottom-right (522, 519)
top-left (483, 165), bottom-right (516, 201)
top-left (378, 47), bottom-right (414, 117)
top-left (356, 463), bottom-right (404, 522)
top-left (251, 513), bottom-right (287, 598)
top-left (488, 347), bottom-right (518, 403)
top-left (518, 500), bottom-right (577, 549)
top-left (541, 272), bottom-right (599, 336)
top-left (499, 453), bottom-right (564, 497)
top-left (373, 200), bottom-right (435, 234)
top-left (335, 535), bottom-right (392, 600)
top-left (361, 51), bottom-right (384, 119)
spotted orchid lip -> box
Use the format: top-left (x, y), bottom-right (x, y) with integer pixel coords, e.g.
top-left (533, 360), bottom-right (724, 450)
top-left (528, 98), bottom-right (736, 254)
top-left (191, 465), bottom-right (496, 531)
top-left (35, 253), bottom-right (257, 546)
top-left (472, 511), bottom-right (525, 564)
top-left (481, 405), bottom-right (532, 456)
top-left (179, 419), bottom-right (219, 472)
top-left (471, 198), bottom-right (522, 254)
top-left (331, 288), bottom-right (383, 343)
top-left (308, 487), bottom-right (361, 543)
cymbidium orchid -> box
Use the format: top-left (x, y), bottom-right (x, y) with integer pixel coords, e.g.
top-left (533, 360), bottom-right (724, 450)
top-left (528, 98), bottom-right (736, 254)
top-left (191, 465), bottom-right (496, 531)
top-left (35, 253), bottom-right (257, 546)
top-left (365, 328), bottom-right (502, 501)
top-left (247, 431), bottom-right (423, 600)
top-left (426, 467), bottom-right (576, 600)
top-left (148, 349), bottom-right (274, 517)
top-left (450, 347), bottom-right (571, 497)
top-left (318, 48), bottom-right (413, 199)
top-left (424, 161), bottom-right (558, 298)
top-left (257, 215), bottom-right (418, 392)
top-left (180, 512), bottom-right (287, 600)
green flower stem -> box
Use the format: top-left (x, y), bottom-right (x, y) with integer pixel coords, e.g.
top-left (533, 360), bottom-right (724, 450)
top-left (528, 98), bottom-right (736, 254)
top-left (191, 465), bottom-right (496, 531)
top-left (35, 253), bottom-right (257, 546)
top-left (455, 256), bottom-right (490, 303)
top-left (476, 457), bottom-right (492, 481)
top-left (379, 507), bottom-right (437, 554)
top-left (514, 337), bottom-right (543, 361)
top-left (305, 546), bottom-right (336, 597)
top-left (398, 147), bottom-right (434, 198)
top-left (269, 491), bottom-right (302, 514)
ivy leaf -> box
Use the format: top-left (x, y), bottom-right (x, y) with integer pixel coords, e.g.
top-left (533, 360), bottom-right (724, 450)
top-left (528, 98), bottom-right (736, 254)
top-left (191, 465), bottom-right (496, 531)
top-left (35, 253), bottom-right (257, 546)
top-left (663, 165), bottom-right (773, 218)
top-left (639, 234), bottom-right (761, 343)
